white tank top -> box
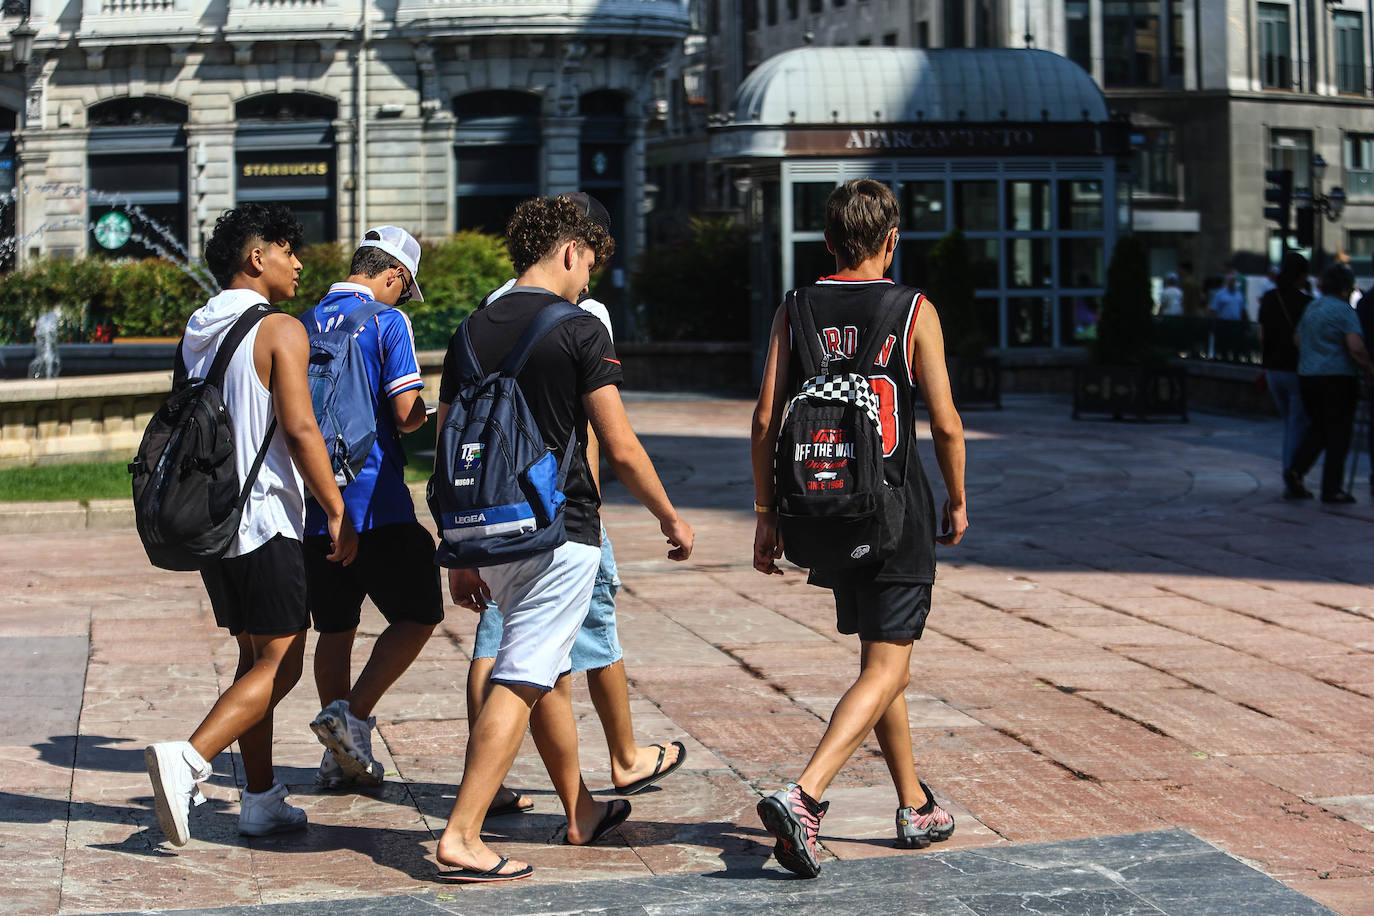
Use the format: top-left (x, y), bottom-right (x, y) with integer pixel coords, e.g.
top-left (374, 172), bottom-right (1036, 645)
top-left (183, 303), bottom-right (304, 557)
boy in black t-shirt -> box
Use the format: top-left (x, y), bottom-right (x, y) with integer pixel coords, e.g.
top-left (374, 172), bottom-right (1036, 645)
top-left (433, 196), bottom-right (694, 883)
top-left (750, 179), bottom-right (968, 878)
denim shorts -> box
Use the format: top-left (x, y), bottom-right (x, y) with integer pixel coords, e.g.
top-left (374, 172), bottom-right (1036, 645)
top-left (472, 525), bottom-right (623, 673)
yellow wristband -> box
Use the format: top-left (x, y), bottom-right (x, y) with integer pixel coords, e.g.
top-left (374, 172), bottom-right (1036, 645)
top-left (754, 501), bottom-right (776, 513)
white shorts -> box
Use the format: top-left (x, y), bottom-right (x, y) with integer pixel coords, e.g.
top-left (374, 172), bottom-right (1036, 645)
top-left (483, 541), bottom-right (600, 691)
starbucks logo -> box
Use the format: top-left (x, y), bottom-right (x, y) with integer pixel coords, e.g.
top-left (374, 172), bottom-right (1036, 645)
top-left (94, 211), bottom-right (132, 250)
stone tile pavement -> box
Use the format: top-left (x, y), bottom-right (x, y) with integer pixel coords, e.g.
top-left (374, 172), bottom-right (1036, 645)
top-left (2, 394), bottom-right (1373, 914)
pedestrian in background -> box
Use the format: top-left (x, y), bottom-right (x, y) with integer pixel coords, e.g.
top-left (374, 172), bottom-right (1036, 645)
top-left (1158, 272), bottom-right (1184, 317)
top-left (1287, 262), bottom-right (1374, 503)
top-left (1258, 253), bottom-right (1313, 498)
top-left (1209, 270), bottom-right (1247, 322)
top-left (1357, 259), bottom-right (1374, 495)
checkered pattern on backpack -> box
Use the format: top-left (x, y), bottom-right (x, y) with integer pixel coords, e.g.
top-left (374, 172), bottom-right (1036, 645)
top-left (796, 373), bottom-right (882, 431)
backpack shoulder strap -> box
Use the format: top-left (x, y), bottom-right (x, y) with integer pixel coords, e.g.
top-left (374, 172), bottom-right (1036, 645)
top-left (786, 288), bottom-right (827, 378)
top-left (851, 284), bottom-right (917, 374)
top-left (501, 297), bottom-right (587, 377)
top-left (335, 299), bottom-right (391, 337)
top-left (173, 339), bottom-right (188, 390)
top-left (205, 304), bottom-right (280, 388)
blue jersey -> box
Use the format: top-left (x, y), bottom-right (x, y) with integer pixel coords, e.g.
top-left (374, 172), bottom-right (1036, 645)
top-left (300, 283), bottom-right (424, 534)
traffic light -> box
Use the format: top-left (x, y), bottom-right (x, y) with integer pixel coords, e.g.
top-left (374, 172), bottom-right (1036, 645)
top-left (1264, 168), bottom-right (1293, 230)
top-left (1295, 205), bottom-right (1315, 248)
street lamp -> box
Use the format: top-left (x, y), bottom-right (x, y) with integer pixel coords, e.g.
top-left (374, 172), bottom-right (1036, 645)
top-left (1295, 153), bottom-right (1346, 272)
top-left (3, 0), bottom-right (34, 71)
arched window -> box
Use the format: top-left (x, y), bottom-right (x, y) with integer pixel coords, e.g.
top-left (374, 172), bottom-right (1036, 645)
top-left (235, 93), bottom-right (339, 244)
top-left (86, 97), bottom-right (190, 260)
top-left (89, 97), bottom-right (188, 126)
top-left (453, 91), bottom-right (542, 234)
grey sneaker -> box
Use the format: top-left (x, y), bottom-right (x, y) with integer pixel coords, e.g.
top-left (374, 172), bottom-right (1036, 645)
top-left (310, 699), bottom-right (383, 787)
top-left (896, 781), bottom-right (955, 849)
top-left (238, 783), bottom-right (307, 836)
top-left (315, 749), bottom-right (353, 790)
top-left (145, 741), bottom-right (212, 847)
top-left (756, 783), bottom-right (828, 878)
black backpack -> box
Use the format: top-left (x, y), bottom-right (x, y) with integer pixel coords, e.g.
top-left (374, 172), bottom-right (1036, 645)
top-left (428, 297), bottom-right (584, 569)
top-left (129, 304), bottom-right (280, 571)
top-left (774, 285), bottom-right (910, 571)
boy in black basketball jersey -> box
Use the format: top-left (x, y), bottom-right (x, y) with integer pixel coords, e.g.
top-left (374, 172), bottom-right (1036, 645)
top-left (750, 178), bottom-right (968, 878)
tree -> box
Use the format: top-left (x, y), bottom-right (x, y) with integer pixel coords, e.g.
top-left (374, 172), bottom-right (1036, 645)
top-left (1095, 235), bottom-right (1157, 366)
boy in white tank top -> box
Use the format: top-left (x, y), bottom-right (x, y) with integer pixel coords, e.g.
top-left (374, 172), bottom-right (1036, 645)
top-left (143, 204), bottom-right (359, 848)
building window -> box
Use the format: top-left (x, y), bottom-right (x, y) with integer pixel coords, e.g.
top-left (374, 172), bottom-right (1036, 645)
top-left (236, 94), bottom-right (337, 244)
top-left (1270, 129), bottom-right (1312, 192)
top-left (917, 22), bottom-right (930, 47)
top-left (1335, 12), bottom-right (1365, 95)
top-left (882, 32), bottom-right (898, 46)
top-left (1132, 127), bottom-right (1178, 198)
top-left (766, 0), bottom-right (777, 25)
top-left (454, 91), bottom-right (541, 236)
top-left (1344, 133), bottom-right (1374, 199)
top-left (1257, 3), bottom-right (1292, 89)
top-left (1348, 229), bottom-right (1374, 260)
top-left (944, 0), bottom-right (965, 47)
top-left (787, 0), bottom-right (797, 18)
top-left (743, 0), bottom-right (758, 30)
top-left (809, 0), bottom-right (821, 13)
top-left (1066, 1), bottom-right (1091, 72)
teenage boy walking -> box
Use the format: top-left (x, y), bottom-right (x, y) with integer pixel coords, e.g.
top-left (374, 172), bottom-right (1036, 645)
top-left (750, 179), bottom-right (968, 878)
top-left (466, 193), bottom-right (685, 817)
top-left (433, 195), bottom-right (694, 882)
top-left (298, 226), bottom-right (442, 789)
top-left (143, 204), bottom-right (358, 847)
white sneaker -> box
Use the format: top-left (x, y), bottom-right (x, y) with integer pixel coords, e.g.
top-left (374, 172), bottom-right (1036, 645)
top-left (315, 749), bottom-right (354, 790)
top-left (144, 741), bottom-right (212, 847)
top-left (238, 782), bottom-right (307, 836)
top-left (310, 699), bottom-right (383, 787)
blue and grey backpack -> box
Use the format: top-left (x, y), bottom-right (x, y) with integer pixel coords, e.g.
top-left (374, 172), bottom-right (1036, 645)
top-left (428, 297), bottom-right (584, 568)
top-left (304, 299), bottom-right (389, 486)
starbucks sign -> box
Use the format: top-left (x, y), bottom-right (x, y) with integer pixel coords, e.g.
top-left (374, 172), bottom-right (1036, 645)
top-left (94, 211), bottom-right (133, 250)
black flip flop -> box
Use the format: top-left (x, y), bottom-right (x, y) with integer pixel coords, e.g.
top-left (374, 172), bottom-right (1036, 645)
top-left (564, 798), bottom-right (631, 846)
top-left (615, 741), bottom-right (687, 796)
top-left (486, 791), bottom-right (535, 818)
top-left (436, 855), bottom-right (533, 883)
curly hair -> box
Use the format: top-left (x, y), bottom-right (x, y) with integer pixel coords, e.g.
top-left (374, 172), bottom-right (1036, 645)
top-left (203, 204), bottom-right (305, 289)
top-left (825, 179), bottom-right (899, 269)
top-left (505, 196), bottom-right (615, 275)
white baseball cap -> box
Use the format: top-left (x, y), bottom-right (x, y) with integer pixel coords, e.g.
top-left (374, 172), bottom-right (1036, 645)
top-left (358, 225), bottom-right (424, 302)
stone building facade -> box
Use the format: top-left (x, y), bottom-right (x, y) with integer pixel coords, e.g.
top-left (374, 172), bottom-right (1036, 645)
top-left (0, 0), bottom-right (687, 283)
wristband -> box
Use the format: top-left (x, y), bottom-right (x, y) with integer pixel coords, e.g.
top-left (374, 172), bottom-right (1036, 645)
top-left (754, 501), bottom-right (776, 513)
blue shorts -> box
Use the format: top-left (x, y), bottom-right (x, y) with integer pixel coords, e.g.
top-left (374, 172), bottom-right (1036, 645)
top-left (472, 526), bottom-right (623, 673)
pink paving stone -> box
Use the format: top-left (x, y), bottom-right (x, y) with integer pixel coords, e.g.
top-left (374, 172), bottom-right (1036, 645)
top-left (1084, 688), bottom-right (1343, 756)
top-left (1286, 877), bottom-right (1374, 916)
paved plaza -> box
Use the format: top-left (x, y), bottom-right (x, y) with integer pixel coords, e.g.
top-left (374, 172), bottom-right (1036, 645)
top-left (2, 393), bottom-right (1373, 915)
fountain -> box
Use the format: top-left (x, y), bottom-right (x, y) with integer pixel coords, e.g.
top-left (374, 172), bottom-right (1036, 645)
top-left (0, 182), bottom-right (222, 378)
top-left (28, 308), bottom-right (59, 378)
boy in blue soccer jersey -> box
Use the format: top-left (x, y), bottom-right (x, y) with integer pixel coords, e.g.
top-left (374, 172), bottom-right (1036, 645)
top-left (298, 226), bottom-right (443, 789)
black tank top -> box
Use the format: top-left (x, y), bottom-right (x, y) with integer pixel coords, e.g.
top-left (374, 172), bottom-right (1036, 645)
top-left (787, 279), bottom-right (937, 586)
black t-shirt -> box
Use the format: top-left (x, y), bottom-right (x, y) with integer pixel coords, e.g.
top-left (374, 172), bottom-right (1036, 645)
top-left (438, 288), bottom-right (623, 547)
top-left (1257, 284), bottom-right (1312, 371)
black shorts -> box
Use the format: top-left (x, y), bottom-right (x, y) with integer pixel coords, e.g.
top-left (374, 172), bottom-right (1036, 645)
top-left (832, 581), bottom-right (933, 642)
top-left (200, 534), bottom-right (310, 637)
top-left (304, 521), bottom-right (444, 634)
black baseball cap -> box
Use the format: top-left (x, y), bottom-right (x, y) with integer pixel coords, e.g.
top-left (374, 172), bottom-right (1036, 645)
top-left (563, 191), bottom-right (612, 235)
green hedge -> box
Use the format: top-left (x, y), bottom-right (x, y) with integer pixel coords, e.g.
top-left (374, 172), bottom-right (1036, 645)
top-left (631, 217), bottom-right (749, 341)
top-left (0, 232), bottom-right (513, 351)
